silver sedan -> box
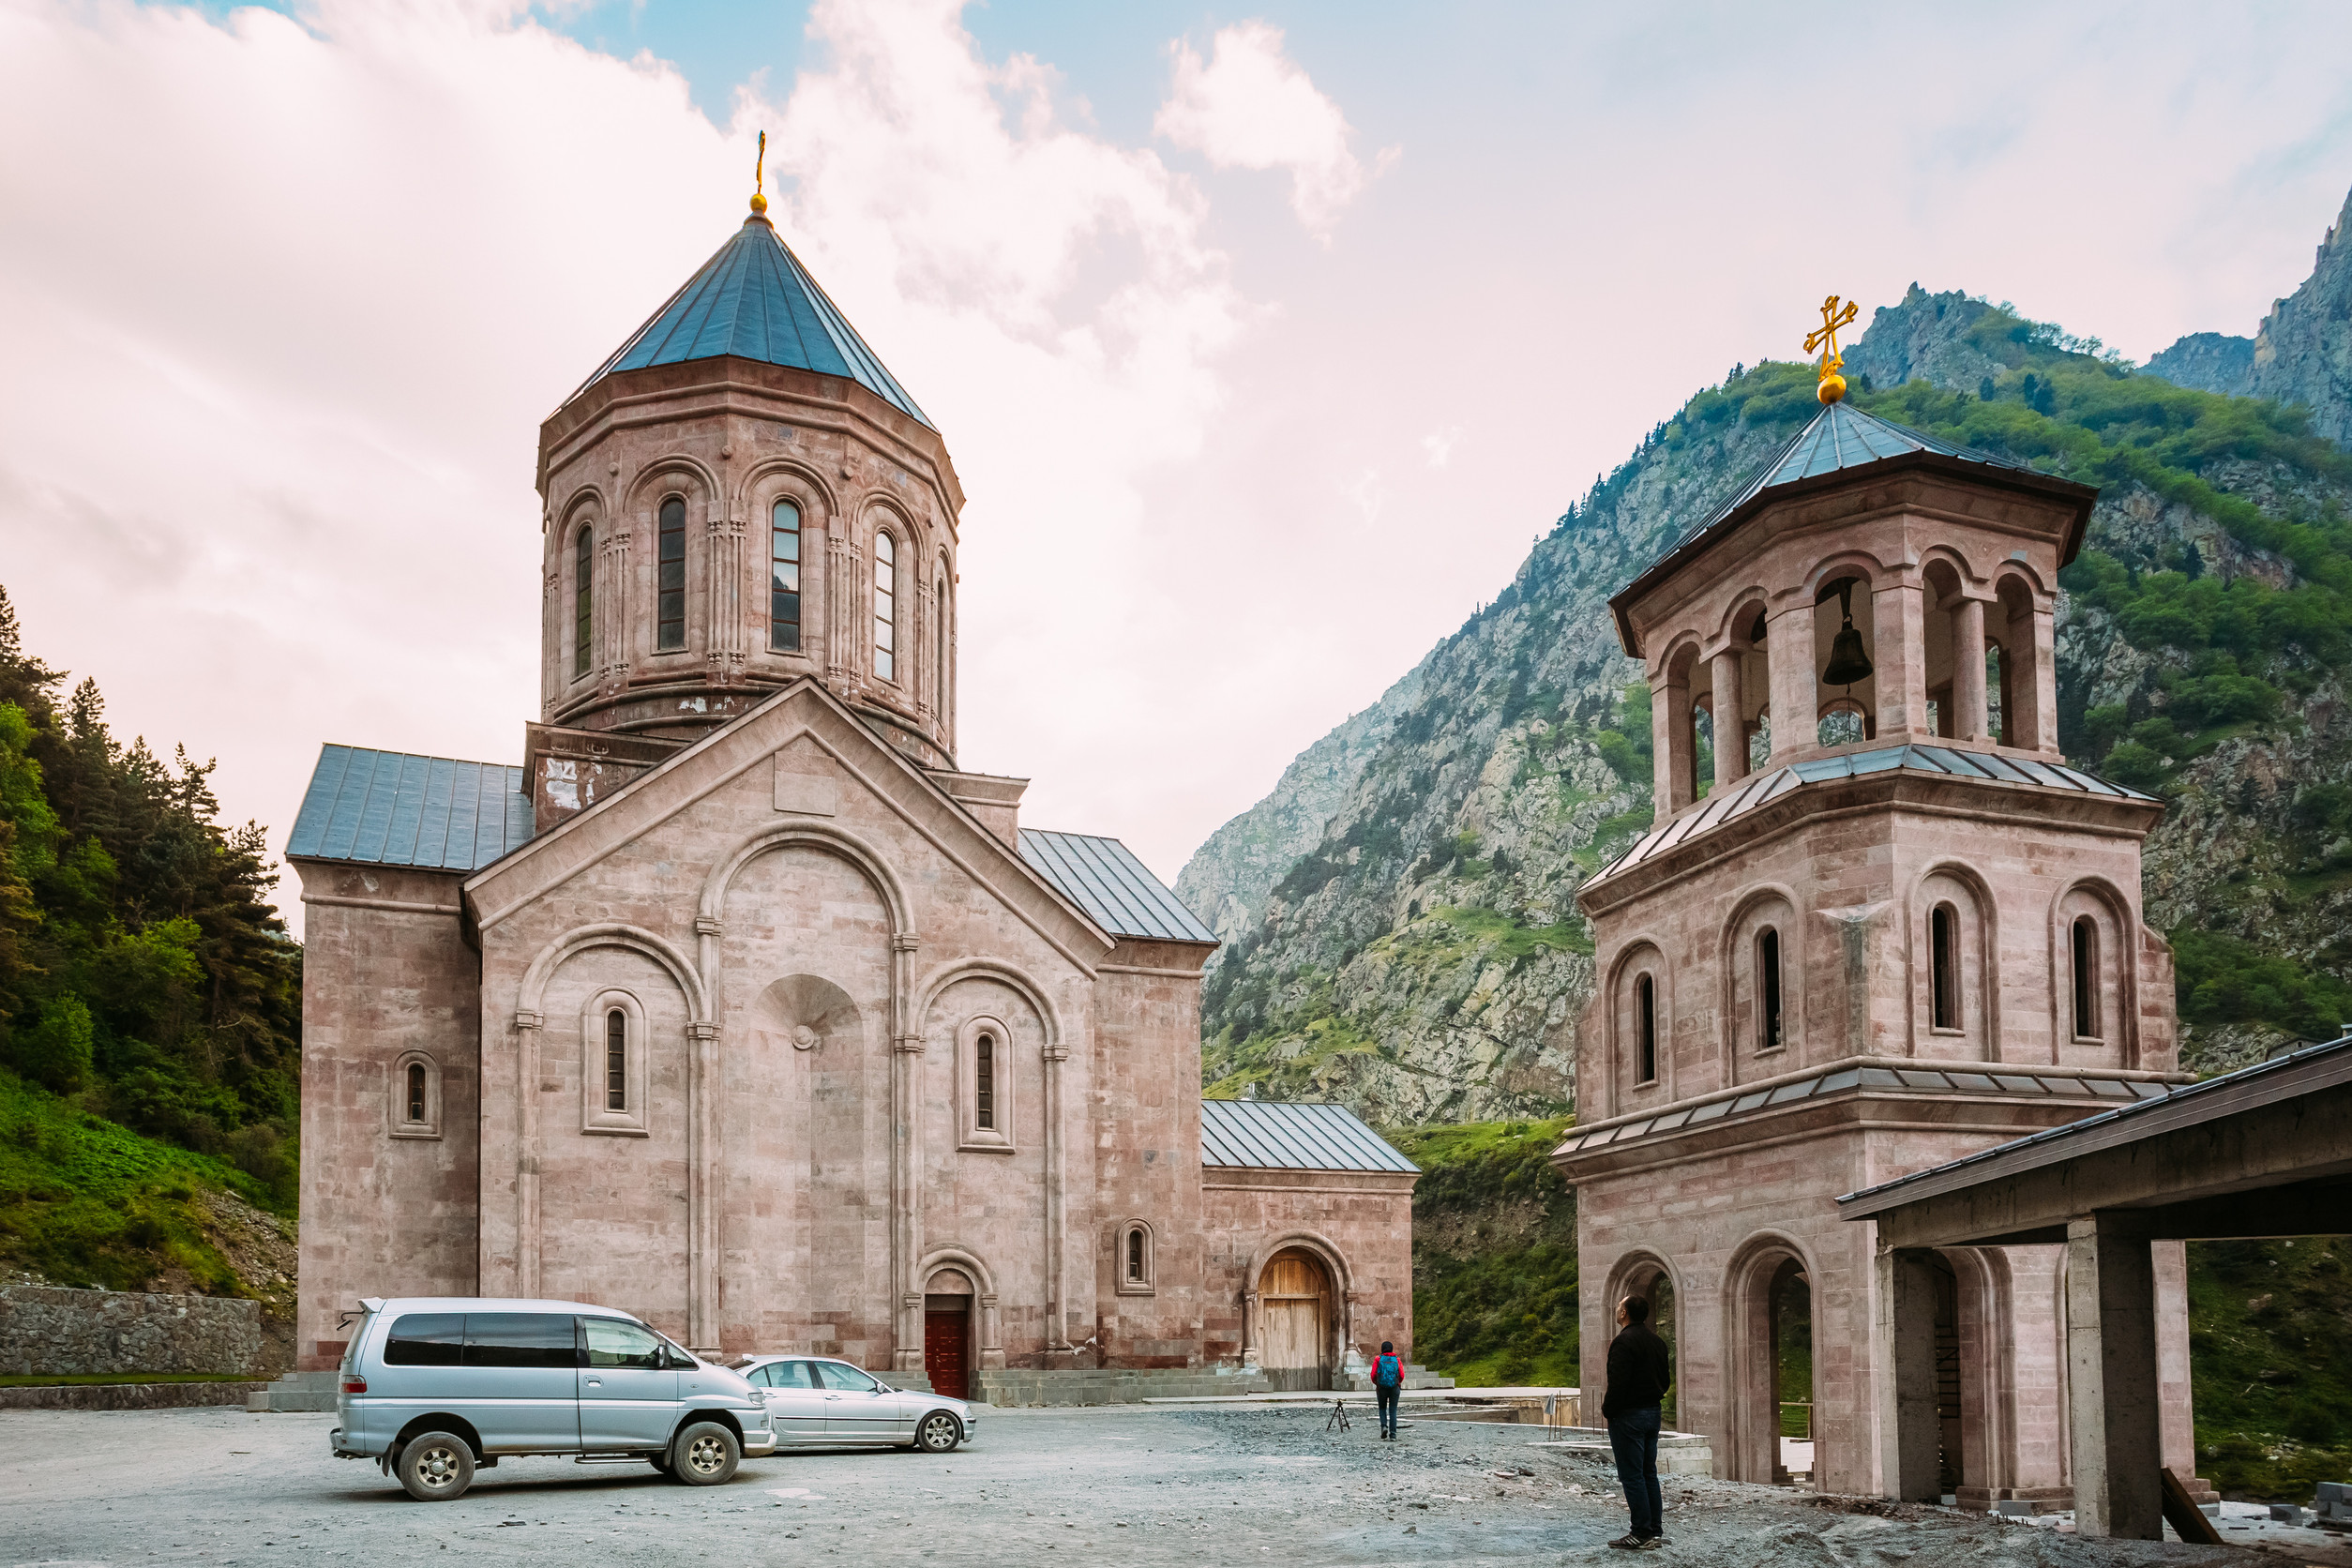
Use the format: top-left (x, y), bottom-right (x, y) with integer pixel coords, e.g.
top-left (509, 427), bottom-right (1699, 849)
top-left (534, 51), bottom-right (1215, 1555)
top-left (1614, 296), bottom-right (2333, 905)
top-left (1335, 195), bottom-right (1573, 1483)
top-left (730, 1355), bottom-right (977, 1454)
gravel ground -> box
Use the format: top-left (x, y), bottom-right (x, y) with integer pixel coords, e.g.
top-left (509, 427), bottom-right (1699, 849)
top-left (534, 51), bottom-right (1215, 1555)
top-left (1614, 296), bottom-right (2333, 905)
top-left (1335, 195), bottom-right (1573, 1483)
top-left (0, 1403), bottom-right (2257, 1566)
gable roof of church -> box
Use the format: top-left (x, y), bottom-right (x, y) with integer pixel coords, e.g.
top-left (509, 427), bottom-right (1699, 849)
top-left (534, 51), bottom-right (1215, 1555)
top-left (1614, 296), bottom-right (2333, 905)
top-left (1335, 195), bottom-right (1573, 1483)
top-left (286, 745), bottom-right (534, 871)
top-left (1609, 399), bottom-right (2096, 656)
top-left (1017, 830), bottom-right (1215, 943)
top-left (565, 215), bottom-right (930, 427)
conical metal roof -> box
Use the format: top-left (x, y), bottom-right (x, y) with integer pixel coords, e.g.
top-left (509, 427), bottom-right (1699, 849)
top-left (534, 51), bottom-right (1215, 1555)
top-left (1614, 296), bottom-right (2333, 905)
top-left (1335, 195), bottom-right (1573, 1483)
top-left (567, 215), bottom-right (929, 427)
top-left (1682, 399), bottom-right (2035, 550)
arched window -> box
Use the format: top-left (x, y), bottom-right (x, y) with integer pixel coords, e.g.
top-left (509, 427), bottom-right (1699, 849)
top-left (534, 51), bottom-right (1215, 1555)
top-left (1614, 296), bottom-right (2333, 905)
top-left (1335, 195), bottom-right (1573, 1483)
top-left (1931, 903), bottom-right (1960, 1032)
top-left (1636, 974), bottom-right (1658, 1085)
top-left (1757, 927), bottom-right (1783, 1052)
top-left (1118, 1221), bottom-right (1155, 1294)
top-left (771, 501), bottom-right (802, 652)
top-left (391, 1051), bottom-right (441, 1139)
top-left (606, 1009), bottom-right (627, 1112)
top-left (582, 992), bottom-right (648, 1137)
top-left (656, 497), bottom-right (686, 650)
top-left (933, 569), bottom-right (947, 716)
top-left (974, 1029), bottom-right (995, 1130)
top-left (873, 530), bottom-right (897, 682)
top-left (2072, 916), bottom-right (2099, 1039)
top-left (574, 525), bottom-right (594, 678)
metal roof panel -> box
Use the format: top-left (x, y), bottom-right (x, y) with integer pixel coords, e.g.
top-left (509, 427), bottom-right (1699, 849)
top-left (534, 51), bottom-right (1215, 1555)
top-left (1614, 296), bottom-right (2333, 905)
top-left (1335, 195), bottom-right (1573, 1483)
top-left (1199, 1100), bottom-right (1418, 1172)
top-left (288, 745), bottom-right (534, 873)
top-left (1016, 830), bottom-right (1214, 943)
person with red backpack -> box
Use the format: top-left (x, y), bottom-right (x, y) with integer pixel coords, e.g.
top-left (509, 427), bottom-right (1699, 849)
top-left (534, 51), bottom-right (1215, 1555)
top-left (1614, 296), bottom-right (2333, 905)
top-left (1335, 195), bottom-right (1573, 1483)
top-left (1371, 1341), bottom-right (1404, 1439)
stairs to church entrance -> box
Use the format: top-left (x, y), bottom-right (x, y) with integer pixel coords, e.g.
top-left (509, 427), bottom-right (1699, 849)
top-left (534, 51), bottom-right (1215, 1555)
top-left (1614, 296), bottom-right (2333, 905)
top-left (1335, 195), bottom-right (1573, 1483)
top-left (975, 1367), bottom-right (1274, 1407)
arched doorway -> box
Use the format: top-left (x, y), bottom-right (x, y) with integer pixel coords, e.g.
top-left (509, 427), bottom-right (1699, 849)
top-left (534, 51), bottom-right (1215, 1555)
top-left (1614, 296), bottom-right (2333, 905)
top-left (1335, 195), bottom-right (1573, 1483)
top-left (923, 1268), bottom-right (973, 1399)
top-left (1727, 1238), bottom-right (1814, 1485)
top-left (1610, 1256), bottom-right (1678, 1426)
top-left (1258, 1248), bottom-right (1334, 1392)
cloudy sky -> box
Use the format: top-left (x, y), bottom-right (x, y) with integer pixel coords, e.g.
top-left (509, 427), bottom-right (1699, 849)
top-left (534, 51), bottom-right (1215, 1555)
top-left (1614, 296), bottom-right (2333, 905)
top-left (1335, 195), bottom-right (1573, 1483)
top-left (5, 0), bottom-right (2352, 935)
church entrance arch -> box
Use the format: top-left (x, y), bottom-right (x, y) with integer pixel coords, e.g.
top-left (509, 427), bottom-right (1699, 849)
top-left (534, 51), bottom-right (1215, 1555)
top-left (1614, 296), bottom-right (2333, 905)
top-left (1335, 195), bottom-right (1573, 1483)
top-left (1257, 1248), bottom-right (1334, 1392)
top-left (923, 1266), bottom-right (974, 1399)
top-left (1726, 1235), bottom-right (1815, 1485)
top-left (1606, 1253), bottom-right (1678, 1425)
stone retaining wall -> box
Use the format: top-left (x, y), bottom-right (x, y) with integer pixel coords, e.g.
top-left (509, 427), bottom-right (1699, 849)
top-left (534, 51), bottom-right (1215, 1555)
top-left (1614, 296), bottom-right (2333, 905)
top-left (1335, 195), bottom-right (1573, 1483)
top-left (0, 1286), bottom-right (264, 1377)
top-left (0, 1380), bottom-right (269, 1411)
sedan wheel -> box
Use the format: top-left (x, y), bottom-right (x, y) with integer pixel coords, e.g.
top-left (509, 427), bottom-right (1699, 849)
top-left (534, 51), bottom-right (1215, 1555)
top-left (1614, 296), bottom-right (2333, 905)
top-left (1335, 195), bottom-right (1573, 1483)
top-left (915, 1411), bottom-right (961, 1454)
top-left (671, 1421), bottom-right (741, 1486)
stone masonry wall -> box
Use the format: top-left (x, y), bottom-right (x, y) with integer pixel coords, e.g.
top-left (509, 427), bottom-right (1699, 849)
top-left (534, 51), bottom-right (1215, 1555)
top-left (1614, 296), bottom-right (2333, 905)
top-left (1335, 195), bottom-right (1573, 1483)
top-left (0, 1285), bottom-right (264, 1376)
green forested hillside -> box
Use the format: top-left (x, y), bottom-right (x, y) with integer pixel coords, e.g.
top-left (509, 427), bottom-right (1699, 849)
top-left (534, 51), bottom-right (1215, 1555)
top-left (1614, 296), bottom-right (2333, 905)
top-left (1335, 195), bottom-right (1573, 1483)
top-left (0, 585), bottom-right (300, 1290)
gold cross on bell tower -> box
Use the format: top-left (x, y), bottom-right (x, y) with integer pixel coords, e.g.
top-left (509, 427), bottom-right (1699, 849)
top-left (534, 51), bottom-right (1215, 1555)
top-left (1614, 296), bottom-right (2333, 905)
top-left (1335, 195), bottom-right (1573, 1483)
top-left (750, 129), bottom-right (769, 219)
top-left (1804, 294), bottom-right (1860, 404)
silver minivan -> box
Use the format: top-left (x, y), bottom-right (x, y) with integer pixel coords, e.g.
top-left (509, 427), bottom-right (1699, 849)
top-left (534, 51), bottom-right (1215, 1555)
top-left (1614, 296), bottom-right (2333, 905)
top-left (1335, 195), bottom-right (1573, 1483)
top-left (330, 1297), bottom-right (776, 1500)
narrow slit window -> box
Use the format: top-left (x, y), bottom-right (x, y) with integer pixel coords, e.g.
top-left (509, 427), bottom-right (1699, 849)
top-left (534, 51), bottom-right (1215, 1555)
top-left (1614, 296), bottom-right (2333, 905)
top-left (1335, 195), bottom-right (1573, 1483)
top-left (406, 1062), bottom-right (427, 1123)
top-left (1126, 1229), bottom-right (1144, 1283)
top-left (1636, 974), bottom-right (1657, 1085)
top-left (873, 531), bottom-right (897, 681)
top-left (606, 1009), bottom-right (627, 1112)
top-left (1758, 928), bottom-right (1783, 1051)
top-left (656, 498), bottom-right (686, 650)
top-left (1931, 904), bottom-right (1959, 1031)
top-left (574, 526), bottom-right (594, 678)
top-left (771, 501), bottom-right (802, 652)
top-left (974, 1031), bottom-right (995, 1130)
top-left (2072, 916), bottom-right (2097, 1038)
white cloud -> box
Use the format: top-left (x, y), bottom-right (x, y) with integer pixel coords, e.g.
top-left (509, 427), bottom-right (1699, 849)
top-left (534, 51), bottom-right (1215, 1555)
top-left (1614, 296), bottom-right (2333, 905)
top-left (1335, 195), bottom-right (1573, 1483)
top-left (1422, 427), bottom-right (1463, 469)
top-left (1153, 21), bottom-right (1394, 239)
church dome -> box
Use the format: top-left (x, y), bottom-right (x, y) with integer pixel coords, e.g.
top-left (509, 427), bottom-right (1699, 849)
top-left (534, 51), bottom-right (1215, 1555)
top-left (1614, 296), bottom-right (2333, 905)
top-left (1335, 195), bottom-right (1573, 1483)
top-left (565, 211), bottom-right (930, 428)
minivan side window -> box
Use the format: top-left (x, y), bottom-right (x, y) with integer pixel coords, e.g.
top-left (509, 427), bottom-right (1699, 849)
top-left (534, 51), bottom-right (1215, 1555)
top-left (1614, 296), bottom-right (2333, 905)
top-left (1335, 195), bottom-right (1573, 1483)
top-left (582, 1318), bottom-right (663, 1370)
top-left (462, 1313), bottom-right (580, 1368)
top-left (816, 1362), bottom-right (879, 1393)
top-left (383, 1312), bottom-right (464, 1366)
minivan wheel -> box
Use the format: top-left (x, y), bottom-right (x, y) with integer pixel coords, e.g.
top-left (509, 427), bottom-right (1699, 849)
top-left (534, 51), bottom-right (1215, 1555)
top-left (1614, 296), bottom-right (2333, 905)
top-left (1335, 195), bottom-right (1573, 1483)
top-left (671, 1422), bottom-right (740, 1485)
top-left (396, 1432), bottom-right (476, 1501)
top-left (915, 1411), bottom-right (961, 1454)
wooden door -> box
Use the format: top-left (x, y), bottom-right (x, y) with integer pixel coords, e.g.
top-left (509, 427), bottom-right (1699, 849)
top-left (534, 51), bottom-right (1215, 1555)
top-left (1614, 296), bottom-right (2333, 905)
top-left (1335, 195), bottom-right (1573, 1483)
top-left (924, 1310), bottom-right (970, 1400)
top-left (1258, 1248), bottom-right (1331, 1393)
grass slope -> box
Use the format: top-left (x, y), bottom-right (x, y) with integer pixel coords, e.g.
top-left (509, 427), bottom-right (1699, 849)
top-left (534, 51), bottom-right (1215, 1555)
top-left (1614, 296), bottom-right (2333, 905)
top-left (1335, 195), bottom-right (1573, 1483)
top-left (0, 1066), bottom-right (279, 1293)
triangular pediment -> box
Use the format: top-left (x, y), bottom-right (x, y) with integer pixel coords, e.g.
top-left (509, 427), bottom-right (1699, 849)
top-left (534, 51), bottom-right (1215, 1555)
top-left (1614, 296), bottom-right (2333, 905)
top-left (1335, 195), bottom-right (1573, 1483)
top-left (462, 680), bottom-right (1114, 969)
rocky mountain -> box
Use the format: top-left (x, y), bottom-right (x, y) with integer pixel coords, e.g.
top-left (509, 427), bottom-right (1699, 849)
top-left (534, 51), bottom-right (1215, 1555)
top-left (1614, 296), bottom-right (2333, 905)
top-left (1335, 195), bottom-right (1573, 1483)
top-left (1182, 189), bottom-right (2352, 1124)
top-left (2146, 185), bottom-right (2352, 445)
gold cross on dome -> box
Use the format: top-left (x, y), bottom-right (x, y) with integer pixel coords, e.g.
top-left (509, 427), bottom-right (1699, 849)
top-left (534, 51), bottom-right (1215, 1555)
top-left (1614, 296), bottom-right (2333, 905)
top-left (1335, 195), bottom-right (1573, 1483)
top-left (1804, 294), bottom-right (1860, 375)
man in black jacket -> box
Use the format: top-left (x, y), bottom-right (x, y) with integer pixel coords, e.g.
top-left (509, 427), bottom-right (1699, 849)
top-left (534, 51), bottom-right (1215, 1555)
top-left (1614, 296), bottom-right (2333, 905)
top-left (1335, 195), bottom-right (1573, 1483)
top-left (1602, 1294), bottom-right (1672, 1549)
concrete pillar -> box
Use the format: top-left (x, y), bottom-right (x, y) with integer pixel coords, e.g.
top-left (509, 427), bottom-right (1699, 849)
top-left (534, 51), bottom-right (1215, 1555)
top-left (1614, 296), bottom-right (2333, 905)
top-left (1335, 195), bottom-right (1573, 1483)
top-left (1876, 1246), bottom-right (1943, 1501)
top-left (1766, 603), bottom-right (1816, 764)
top-left (2066, 1214), bottom-right (2163, 1539)
top-left (1711, 650), bottom-right (1747, 790)
top-left (1952, 596), bottom-right (1989, 742)
top-left (2152, 1241), bottom-right (2209, 1497)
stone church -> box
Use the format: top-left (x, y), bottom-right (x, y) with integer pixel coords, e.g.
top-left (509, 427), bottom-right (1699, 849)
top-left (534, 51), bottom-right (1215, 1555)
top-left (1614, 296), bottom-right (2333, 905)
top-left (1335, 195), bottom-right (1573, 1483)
top-left (285, 191), bottom-right (1417, 1398)
top-left (1554, 369), bottom-right (2209, 1506)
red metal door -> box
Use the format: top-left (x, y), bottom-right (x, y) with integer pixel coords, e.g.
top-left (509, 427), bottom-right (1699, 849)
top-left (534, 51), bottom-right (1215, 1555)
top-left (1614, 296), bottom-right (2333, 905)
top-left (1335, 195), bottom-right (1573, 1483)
top-left (924, 1310), bottom-right (970, 1400)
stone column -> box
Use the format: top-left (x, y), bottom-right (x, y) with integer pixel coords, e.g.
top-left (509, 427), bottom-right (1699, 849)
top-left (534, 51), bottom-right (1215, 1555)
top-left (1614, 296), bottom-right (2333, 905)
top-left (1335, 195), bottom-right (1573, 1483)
top-left (1042, 1039), bottom-right (1073, 1350)
top-left (1952, 596), bottom-right (1989, 742)
top-left (2066, 1214), bottom-right (2163, 1539)
top-left (892, 932), bottom-right (925, 1372)
top-left (2024, 604), bottom-right (2060, 754)
top-left (1240, 1289), bottom-right (1261, 1369)
top-left (1872, 579), bottom-right (1928, 739)
top-left (513, 1010), bottom-right (543, 1299)
top-left (1711, 649), bottom-right (1747, 790)
top-left (1876, 1245), bottom-right (1943, 1501)
top-left (1766, 602), bottom-right (1816, 764)
top-left (687, 1019), bottom-right (721, 1352)
top-left (979, 1292), bottom-right (1004, 1369)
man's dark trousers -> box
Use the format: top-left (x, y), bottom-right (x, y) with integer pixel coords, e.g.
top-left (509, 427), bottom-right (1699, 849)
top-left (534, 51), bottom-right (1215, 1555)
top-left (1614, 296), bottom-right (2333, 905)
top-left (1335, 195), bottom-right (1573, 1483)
top-left (1376, 1385), bottom-right (1399, 1437)
top-left (1607, 1404), bottom-right (1663, 1538)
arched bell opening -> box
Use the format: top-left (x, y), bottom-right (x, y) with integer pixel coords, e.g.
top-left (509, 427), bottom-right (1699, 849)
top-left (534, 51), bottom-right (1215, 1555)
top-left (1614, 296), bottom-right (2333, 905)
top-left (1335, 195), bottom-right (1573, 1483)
top-left (1813, 572), bottom-right (1878, 747)
top-left (1727, 1238), bottom-right (1817, 1484)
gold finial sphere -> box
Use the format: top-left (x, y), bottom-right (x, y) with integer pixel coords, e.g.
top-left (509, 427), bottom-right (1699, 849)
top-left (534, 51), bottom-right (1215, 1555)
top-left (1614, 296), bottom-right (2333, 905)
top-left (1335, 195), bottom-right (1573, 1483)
top-left (1817, 372), bottom-right (1847, 405)
top-left (749, 191), bottom-right (769, 216)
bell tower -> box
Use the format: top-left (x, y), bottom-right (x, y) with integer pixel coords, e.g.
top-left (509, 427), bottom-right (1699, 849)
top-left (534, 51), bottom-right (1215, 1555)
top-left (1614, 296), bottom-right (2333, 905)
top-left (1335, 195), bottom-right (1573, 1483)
top-left (533, 177), bottom-right (964, 773)
top-left (1554, 309), bottom-right (2199, 1508)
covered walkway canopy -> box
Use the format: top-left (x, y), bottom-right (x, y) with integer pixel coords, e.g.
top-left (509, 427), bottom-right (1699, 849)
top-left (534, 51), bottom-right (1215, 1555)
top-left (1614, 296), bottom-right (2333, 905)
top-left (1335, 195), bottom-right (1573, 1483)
top-left (1837, 1033), bottom-right (2352, 1538)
